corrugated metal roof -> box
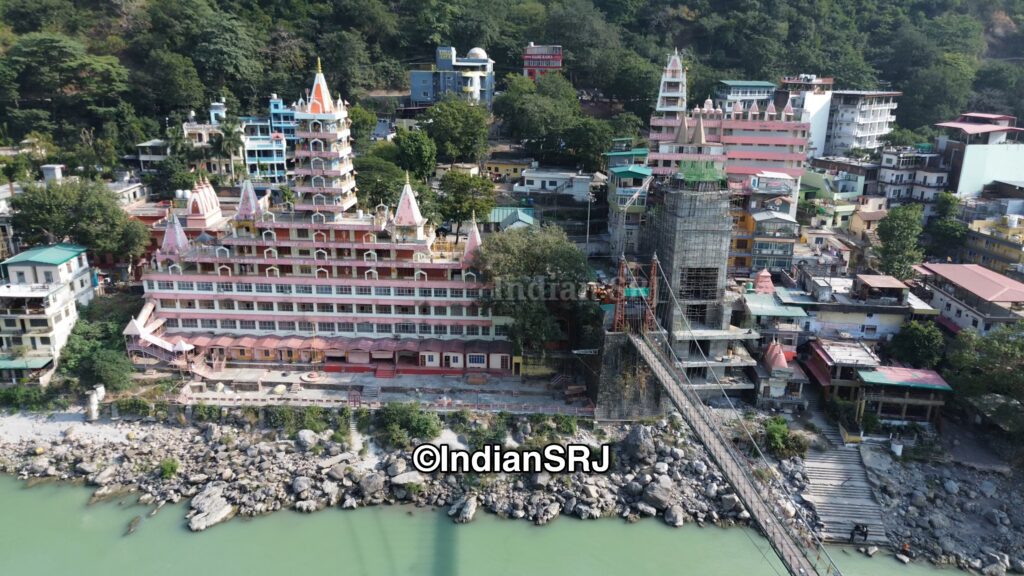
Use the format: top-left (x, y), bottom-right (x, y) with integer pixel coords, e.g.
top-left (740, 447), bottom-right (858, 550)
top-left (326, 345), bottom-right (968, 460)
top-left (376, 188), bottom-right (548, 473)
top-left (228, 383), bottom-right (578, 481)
top-left (0, 356), bottom-right (53, 370)
top-left (718, 80), bottom-right (777, 88)
top-left (744, 293), bottom-right (808, 318)
top-left (858, 367), bottom-right (952, 391)
top-left (3, 244), bottom-right (87, 267)
top-left (919, 263), bottom-right (1024, 302)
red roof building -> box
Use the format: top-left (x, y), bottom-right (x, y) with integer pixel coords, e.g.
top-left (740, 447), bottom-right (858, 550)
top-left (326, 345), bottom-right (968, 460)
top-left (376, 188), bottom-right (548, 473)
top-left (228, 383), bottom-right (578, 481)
top-left (915, 263), bottom-right (1024, 335)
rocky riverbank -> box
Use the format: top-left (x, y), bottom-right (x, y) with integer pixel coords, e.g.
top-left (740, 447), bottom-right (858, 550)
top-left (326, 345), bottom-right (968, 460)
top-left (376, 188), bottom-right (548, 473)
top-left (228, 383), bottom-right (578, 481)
top-left (863, 446), bottom-right (1024, 575)
top-left (0, 410), bottom-right (803, 535)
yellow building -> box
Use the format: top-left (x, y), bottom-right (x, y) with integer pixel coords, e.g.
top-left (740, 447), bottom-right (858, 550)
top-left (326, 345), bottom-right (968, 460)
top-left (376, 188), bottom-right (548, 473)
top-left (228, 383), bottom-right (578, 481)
top-left (963, 216), bottom-right (1024, 274)
top-left (484, 158), bottom-right (534, 178)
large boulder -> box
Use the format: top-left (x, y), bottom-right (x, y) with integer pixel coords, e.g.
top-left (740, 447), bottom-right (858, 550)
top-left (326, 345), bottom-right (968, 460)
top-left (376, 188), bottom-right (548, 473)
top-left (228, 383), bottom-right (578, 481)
top-left (448, 495), bottom-right (478, 523)
top-left (664, 505), bottom-right (686, 527)
top-left (391, 471), bottom-right (424, 486)
top-left (292, 476), bottom-right (313, 496)
top-left (359, 472), bottom-right (386, 496)
top-left (296, 430), bottom-right (318, 451)
top-left (386, 459), bottom-right (407, 477)
top-left (642, 481), bottom-right (676, 511)
top-left (720, 493), bottom-right (741, 511)
top-left (943, 479), bottom-right (960, 495)
top-left (90, 465), bottom-right (118, 486)
top-left (188, 483), bottom-right (235, 531)
top-left (623, 426), bottom-right (657, 464)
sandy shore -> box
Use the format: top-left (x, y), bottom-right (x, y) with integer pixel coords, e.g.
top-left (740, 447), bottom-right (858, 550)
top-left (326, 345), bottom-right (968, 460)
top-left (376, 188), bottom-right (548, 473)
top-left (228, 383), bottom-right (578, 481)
top-left (0, 410), bottom-right (132, 445)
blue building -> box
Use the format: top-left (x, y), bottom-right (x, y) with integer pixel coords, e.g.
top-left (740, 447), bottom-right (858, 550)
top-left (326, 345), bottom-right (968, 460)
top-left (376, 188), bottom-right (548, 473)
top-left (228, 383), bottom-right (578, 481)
top-left (410, 47), bottom-right (495, 108)
top-left (239, 94), bottom-right (295, 184)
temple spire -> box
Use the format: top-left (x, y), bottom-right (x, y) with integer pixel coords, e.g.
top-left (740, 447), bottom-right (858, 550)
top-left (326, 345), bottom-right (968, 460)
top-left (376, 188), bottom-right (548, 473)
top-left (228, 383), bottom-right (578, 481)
top-left (316, 57), bottom-right (322, 74)
top-left (463, 212), bottom-right (482, 265)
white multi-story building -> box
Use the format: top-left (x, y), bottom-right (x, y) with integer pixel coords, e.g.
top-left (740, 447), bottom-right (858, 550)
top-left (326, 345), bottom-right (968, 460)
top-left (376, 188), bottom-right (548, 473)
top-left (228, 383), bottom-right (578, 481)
top-left (0, 244), bottom-right (95, 384)
top-left (779, 74), bottom-right (835, 158)
top-left (825, 91), bottom-right (901, 155)
top-left (878, 146), bottom-right (950, 222)
top-left (936, 113), bottom-right (1024, 198)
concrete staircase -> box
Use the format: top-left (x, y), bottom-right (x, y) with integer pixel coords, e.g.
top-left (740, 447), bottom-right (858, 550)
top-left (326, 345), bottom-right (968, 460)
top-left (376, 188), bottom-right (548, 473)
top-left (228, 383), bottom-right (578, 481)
top-left (801, 392), bottom-right (888, 546)
top-left (803, 446), bottom-right (888, 545)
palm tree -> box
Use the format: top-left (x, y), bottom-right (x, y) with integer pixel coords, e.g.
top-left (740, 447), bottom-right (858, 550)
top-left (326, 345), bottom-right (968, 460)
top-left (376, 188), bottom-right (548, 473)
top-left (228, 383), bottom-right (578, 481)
top-left (212, 117), bottom-right (244, 183)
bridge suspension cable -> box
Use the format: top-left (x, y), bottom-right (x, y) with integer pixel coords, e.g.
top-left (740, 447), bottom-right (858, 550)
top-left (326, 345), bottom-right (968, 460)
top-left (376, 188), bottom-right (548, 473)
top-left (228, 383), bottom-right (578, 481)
top-left (622, 260), bottom-right (843, 576)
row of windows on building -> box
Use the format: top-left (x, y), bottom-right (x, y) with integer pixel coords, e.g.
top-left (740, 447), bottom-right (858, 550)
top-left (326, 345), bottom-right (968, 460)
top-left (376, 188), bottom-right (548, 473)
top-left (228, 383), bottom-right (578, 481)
top-left (158, 300), bottom-right (490, 317)
top-left (163, 317), bottom-right (505, 336)
top-left (148, 280), bottom-right (484, 299)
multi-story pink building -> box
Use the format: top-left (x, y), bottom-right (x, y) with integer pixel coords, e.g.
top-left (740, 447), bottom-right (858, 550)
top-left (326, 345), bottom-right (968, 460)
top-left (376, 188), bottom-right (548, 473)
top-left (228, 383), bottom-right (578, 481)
top-left (125, 65), bottom-right (517, 378)
top-left (645, 51), bottom-right (810, 278)
top-left (647, 52), bottom-right (809, 199)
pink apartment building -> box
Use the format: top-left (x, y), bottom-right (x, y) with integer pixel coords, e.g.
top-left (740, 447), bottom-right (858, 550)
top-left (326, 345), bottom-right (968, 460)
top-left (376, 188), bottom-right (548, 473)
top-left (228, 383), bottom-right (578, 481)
top-left (647, 51), bottom-right (809, 206)
top-left (125, 65), bottom-right (517, 378)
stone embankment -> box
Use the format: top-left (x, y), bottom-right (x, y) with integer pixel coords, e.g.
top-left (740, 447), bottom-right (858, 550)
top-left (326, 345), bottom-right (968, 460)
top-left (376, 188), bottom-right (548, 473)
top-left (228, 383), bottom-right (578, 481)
top-left (0, 412), bottom-right (802, 534)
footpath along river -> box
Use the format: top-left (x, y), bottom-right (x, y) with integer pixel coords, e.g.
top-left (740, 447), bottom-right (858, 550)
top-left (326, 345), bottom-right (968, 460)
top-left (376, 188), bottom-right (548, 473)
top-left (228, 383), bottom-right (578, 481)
top-left (0, 475), bottom-right (952, 576)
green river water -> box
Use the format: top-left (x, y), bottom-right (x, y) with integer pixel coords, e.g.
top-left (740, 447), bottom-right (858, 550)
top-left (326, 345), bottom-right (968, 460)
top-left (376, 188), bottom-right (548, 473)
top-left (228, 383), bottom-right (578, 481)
top-left (0, 475), bottom-right (950, 576)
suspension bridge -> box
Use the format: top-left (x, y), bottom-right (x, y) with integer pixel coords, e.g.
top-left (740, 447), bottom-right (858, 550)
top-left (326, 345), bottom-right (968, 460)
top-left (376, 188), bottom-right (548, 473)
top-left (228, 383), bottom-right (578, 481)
top-left (621, 258), bottom-right (845, 576)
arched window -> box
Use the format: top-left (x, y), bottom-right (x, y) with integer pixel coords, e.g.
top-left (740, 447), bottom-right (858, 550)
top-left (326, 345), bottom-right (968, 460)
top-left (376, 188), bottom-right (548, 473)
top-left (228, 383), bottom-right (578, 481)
top-left (315, 249), bottom-right (328, 260)
top-left (313, 231), bottom-right (327, 243)
top-left (413, 252), bottom-right (429, 262)
top-left (216, 246), bottom-right (230, 258)
top-left (264, 248), bottom-right (278, 259)
top-left (217, 265), bottom-right (231, 276)
top-left (262, 230), bottom-right (277, 242)
top-left (316, 268), bottom-right (329, 279)
top-left (414, 270), bottom-right (427, 281)
top-left (313, 193), bottom-right (327, 205)
top-left (168, 263), bottom-right (183, 275)
top-left (266, 266), bottom-right (280, 277)
top-left (363, 251), bottom-right (378, 262)
top-left (261, 212), bottom-right (276, 222)
top-left (362, 233), bottom-right (376, 243)
top-left (312, 212), bottom-right (326, 224)
top-left (364, 269), bottom-right (378, 280)
top-left (463, 271), bottom-right (477, 283)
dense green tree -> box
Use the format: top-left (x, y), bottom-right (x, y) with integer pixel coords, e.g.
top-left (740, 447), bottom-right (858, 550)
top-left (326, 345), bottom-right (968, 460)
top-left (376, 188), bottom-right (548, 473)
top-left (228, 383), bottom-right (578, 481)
top-left (11, 179), bottom-right (150, 257)
top-left (0, 153), bottom-right (33, 196)
top-left (138, 50), bottom-right (206, 116)
top-left (3, 32), bottom-right (128, 138)
top-left (422, 97), bottom-right (489, 163)
top-left (146, 154), bottom-right (196, 200)
top-left (925, 192), bottom-right (967, 261)
top-left (564, 117), bottom-right (613, 171)
top-left (191, 16), bottom-right (264, 102)
top-left (437, 172), bottom-right (497, 237)
top-left (877, 204), bottom-right (924, 280)
top-left (476, 225), bottom-right (591, 354)
top-left (353, 155), bottom-right (406, 208)
top-left (945, 323), bottom-right (1024, 401)
top-left (888, 321), bottom-right (944, 369)
top-left (609, 112), bottom-right (643, 139)
top-left (347, 104), bottom-right (376, 151)
top-left (393, 128), bottom-right (437, 181)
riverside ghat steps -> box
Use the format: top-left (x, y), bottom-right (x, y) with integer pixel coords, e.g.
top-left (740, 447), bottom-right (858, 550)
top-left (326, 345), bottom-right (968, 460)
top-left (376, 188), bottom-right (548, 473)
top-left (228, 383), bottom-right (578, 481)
top-left (630, 334), bottom-right (838, 576)
top-left (801, 397), bottom-right (888, 547)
